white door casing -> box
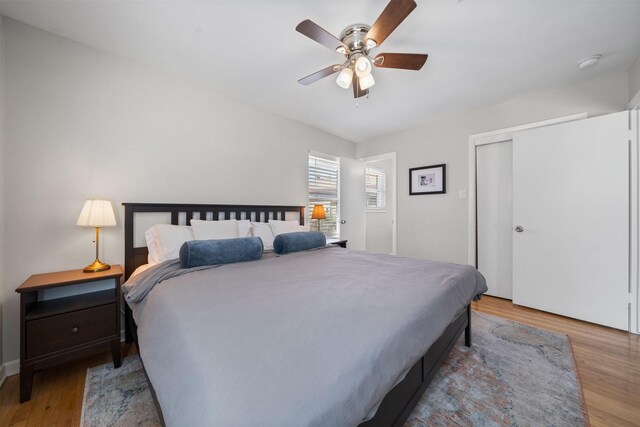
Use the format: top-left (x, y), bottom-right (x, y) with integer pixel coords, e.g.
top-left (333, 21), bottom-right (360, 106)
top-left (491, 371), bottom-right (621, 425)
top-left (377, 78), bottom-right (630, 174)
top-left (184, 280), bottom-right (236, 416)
top-left (632, 108), bottom-right (640, 334)
top-left (512, 111), bottom-right (630, 330)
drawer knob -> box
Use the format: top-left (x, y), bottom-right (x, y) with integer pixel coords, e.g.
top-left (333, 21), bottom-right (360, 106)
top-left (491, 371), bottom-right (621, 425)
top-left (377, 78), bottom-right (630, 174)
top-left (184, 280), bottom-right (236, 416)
top-left (71, 326), bottom-right (79, 334)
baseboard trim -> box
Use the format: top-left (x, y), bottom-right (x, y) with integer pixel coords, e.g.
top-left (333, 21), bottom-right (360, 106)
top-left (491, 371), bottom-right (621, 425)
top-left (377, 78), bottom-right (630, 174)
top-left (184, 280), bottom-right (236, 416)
top-left (4, 359), bottom-right (20, 377)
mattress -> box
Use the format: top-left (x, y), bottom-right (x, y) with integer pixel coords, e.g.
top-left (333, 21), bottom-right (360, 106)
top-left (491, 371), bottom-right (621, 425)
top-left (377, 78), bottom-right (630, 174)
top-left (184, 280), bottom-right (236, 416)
top-left (123, 246), bottom-right (487, 426)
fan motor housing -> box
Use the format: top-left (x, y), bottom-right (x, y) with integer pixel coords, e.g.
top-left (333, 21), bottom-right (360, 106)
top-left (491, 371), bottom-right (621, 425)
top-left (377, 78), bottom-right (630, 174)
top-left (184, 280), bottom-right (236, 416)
top-left (339, 24), bottom-right (371, 53)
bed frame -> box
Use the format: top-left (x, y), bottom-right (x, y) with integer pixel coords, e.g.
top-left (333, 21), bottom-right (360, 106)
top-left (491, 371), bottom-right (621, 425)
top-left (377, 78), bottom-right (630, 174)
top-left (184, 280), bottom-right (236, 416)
top-left (122, 202), bottom-right (472, 427)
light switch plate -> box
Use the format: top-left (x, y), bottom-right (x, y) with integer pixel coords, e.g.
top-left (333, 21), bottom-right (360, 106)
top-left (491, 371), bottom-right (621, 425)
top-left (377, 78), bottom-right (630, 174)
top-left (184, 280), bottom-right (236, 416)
top-left (459, 190), bottom-right (467, 199)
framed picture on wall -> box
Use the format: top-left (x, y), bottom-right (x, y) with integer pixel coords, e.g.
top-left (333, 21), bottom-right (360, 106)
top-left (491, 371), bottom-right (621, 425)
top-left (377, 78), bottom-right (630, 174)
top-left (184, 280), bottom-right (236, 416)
top-left (409, 164), bottom-right (446, 195)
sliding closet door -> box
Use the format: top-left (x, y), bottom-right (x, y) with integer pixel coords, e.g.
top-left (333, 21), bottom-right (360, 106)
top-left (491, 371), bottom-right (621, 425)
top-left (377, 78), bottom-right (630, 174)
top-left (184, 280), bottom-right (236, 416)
top-left (512, 111), bottom-right (630, 330)
top-left (477, 141), bottom-right (513, 299)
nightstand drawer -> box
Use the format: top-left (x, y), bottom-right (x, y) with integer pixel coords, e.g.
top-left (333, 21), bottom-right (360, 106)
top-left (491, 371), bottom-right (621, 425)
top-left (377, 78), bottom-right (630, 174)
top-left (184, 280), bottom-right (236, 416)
top-left (26, 303), bottom-right (117, 358)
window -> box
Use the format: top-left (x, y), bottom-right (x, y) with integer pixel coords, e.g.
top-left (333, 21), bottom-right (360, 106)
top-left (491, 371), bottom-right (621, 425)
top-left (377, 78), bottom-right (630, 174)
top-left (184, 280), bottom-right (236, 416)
top-left (366, 166), bottom-right (386, 210)
top-left (308, 154), bottom-right (339, 237)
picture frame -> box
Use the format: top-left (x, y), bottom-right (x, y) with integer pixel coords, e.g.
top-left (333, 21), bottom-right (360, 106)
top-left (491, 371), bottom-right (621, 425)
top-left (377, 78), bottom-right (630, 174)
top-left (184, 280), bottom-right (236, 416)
top-left (409, 164), bottom-right (446, 195)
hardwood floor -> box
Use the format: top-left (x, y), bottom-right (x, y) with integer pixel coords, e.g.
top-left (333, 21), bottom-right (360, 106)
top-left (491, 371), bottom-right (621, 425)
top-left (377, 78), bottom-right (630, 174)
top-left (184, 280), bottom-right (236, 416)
top-left (0, 297), bottom-right (638, 426)
top-left (0, 343), bottom-right (137, 426)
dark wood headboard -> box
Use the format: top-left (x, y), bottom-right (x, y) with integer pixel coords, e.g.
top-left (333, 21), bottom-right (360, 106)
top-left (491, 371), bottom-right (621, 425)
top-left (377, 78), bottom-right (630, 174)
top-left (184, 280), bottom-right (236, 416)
top-left (122, 203), bottom-right (305, 280)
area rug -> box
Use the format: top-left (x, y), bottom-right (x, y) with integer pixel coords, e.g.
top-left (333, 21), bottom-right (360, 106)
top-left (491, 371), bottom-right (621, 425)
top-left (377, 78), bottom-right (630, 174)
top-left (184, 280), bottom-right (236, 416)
top-left (404, 312), bottom-right (588, 426)
top-left (81, 312), bottom-right (588, 427)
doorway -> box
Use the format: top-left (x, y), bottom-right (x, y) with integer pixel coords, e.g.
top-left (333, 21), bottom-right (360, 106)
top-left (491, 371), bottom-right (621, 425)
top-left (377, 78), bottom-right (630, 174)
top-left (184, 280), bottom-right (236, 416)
top-left (476, 139), bottom-right (513, 299)
top-left (362, 152), bottom-right (397, 255)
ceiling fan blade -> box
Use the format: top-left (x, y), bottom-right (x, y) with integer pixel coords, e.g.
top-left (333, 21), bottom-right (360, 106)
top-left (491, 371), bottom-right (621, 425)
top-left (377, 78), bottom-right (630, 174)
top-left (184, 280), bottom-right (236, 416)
top-left (374, 53), bottom-right (428, 70)
top-left (352, 73), bottom-right (369, 98)
top-left (298, 65), bottom-right (342, 86)
top-left (296, 19), bottom-right (348, 53)
top-left (365, 0), bottom-right (417, 48)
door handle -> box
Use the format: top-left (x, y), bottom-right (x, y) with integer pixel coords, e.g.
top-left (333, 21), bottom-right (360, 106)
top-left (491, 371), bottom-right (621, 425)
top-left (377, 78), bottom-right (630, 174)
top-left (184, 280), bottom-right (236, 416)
top-left (515, 226), bottom-right (524, 232)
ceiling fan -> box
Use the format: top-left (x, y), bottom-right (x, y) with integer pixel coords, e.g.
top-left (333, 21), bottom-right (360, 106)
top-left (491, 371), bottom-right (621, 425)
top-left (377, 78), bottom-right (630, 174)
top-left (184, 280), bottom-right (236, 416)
top-left (295, 0), bottom-right (428, 98)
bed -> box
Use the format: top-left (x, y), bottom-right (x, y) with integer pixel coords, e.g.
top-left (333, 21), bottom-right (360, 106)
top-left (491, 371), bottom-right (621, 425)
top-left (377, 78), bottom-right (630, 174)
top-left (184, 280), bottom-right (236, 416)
top-left (121, 202), bottom-right (487, 426)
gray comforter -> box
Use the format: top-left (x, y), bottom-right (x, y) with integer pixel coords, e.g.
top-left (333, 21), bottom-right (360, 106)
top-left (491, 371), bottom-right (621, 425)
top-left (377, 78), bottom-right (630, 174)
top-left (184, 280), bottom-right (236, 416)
top-left (123, 247), bottom-right (487, 427)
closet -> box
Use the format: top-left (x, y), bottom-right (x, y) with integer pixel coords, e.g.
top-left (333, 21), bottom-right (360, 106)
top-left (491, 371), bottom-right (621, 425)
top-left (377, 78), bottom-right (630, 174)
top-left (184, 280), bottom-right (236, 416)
top-left (476, 111), bottom-right (633, 330)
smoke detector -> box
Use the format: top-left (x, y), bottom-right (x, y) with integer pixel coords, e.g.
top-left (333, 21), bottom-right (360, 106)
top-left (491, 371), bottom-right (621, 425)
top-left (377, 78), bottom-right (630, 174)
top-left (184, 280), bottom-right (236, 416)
top-left (577, 54), bottom-right (602, 70)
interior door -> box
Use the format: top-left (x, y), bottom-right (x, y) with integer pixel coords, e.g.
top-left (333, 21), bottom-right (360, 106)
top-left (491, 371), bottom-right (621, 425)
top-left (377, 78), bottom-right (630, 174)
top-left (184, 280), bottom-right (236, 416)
top-left (340, 157), bottom-right (366, 250)
top-left (365, 157), bottom-right (394, 255)
top-left (477, 140), bottom-right (513, 299)
top-left (512, 111), bottom-right (630, 330)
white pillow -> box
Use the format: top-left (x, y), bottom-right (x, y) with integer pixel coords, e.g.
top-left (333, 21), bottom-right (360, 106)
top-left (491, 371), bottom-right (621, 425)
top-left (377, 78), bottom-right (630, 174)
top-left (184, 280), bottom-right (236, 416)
top-left (238, 219), bottom-right (252, 238)
top-left (191, 219), bottom-right (240, 240)
top-left (251, 222), bottom-right (276, 251)
top-left (268, 220), bottom-right (309, 236)
top-left (145, 224), bottom-right (194, 264)
top-left (130, 263), bottom-right (152, 279)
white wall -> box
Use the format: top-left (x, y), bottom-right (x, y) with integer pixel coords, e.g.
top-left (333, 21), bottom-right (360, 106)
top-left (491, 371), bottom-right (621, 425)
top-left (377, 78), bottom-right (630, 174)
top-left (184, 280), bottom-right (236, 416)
top-left (630, 54), bottom-right (640, 106)
top-left (365, 158), bottom-right (394, 254)
top-left (358, 72), bottom-right (629, 264)
top-left (1, 18), bottom-right (356, 365)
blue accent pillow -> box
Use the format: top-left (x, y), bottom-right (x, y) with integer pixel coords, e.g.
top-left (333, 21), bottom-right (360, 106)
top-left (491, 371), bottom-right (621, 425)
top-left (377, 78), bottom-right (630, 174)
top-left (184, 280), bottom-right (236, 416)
top-left (273, 231), bottom-right (326, 254)
top-left (179, 237), bottom-right (263, 268)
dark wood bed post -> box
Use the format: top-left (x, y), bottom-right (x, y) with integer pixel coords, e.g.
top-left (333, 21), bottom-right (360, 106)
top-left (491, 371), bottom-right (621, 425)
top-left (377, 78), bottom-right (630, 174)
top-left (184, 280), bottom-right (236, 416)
top-left (465, 304), bottom-right (472, 347)
top-left (123, 204), bottom-right (135, 343)
top-left (124, 204), bottom-right (135, 280)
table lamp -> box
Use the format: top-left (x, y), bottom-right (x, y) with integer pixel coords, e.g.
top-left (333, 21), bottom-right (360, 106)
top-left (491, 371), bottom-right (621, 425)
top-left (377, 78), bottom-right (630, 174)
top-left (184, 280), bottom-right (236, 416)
top-left (77, 199), bottom-right (116, 273)
top-left (311, 204), bottom-right (326, 232)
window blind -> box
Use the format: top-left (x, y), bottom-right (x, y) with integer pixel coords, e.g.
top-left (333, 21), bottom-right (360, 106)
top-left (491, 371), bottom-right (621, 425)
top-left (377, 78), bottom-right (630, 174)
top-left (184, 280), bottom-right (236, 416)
top-left (366, 166), bottom-right (386, 209)
top-left (308, 155), bottom-right (339, 237)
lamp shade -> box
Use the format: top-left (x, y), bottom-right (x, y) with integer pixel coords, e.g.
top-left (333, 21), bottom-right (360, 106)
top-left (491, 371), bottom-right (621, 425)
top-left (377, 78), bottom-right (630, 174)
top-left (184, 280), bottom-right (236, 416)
top-left (311, 204), bottom-right (326, 220)
top-left (76, 200), bottom-right (116, 227)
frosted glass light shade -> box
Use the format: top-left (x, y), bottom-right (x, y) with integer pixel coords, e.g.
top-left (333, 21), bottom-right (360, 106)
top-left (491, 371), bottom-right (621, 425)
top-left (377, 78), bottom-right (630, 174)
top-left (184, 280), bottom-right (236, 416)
top-left (336, 68), bottom-right (353, 89)
top-left (359, 73), bottom-right (375, 90)
top-left (311, 204), bottom-right (326, 220)
top-left (355, 56), bottom-right (372, 78)
top-left (76, 199), bottom-right (116, 227)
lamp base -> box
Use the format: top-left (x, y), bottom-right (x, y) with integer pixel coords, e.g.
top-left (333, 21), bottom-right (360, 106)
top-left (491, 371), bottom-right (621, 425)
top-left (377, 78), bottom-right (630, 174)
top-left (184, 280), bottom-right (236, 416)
top-left (83, 259), bottom-right (111, 273)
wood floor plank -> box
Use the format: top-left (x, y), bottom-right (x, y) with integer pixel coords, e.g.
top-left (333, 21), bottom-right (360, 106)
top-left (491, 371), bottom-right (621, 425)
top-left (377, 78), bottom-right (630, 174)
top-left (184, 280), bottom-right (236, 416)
top-left (0, 300), bottom-right (638, 426)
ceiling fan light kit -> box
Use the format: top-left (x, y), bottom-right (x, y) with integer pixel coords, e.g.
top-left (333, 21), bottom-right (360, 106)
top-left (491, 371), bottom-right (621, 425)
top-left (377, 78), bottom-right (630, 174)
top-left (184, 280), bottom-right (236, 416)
top-left (336, 68), bottom-right (354, 89)
top-left (355, 56), bottom-right (372, 78)
top-left (295, 0), bottom-right (428, 99)
top-left (359, 73), bottom-right (375, 90)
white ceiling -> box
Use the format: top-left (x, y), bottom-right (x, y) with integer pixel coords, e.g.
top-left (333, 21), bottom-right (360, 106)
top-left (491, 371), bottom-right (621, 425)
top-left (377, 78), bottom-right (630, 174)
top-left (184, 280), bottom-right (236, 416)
top-left (2, 0), bottom-right (640, 142)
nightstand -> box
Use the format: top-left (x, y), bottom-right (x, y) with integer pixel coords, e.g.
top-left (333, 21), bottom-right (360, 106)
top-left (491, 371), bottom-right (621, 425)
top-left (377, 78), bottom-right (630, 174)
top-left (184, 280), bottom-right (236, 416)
top-left (15, 265), bottom-right (123, 402)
